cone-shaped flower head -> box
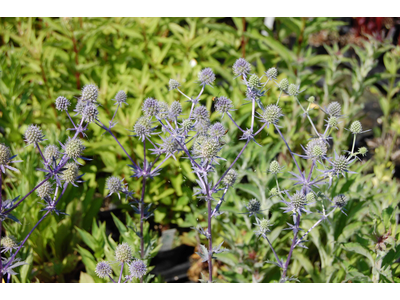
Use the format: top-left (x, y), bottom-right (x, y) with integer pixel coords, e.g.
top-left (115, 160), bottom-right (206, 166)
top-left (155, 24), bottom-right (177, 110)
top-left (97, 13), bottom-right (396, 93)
top-left (265, 67), bottom-right (278, 79)
top-left (327, 102), bottom-right (341, 116)
top-left (24, 125), bottom-right (45, 145)
top-left (222, 169), bottom-right (237, 187)
top-left (143, 98), bottom-right (160, 117)
top-left (64, 138), bottom-right (85, 160)
top-left (215, 96), bottom-right (234, 115)
top-left (55, 96), bottom-right (71, 111)
top-left (193, 105), bottom-right (209, 124)
top-left (169, 101), bottom-right (182, 119)
top-left (36, 181), bottom-right (54, 199)
top-left (81, 84), bottom-right (99, 102)
top-left (44, 144), bottom-right (60, 162)
top-left (95, 261), bottom-right (112, 279)
top-left (233, 58), bottom-right (251, 77)
top-left (198, 68), bottom-right (215, 86)
top-left (169, 79), bottom-right (180, 90)
top-left (61, 163), bottom-right (79, 183)
top-left (115, 243), bottom-right (132, 263)
top-left (114, 91), bottom-right (127, 105)
top-left (129, 259), bottom-right (147, 279)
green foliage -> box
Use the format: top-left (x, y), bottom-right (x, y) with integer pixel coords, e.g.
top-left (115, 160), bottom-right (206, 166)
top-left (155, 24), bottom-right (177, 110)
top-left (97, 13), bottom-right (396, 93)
top-left (0, 17), bottom-right (398, 283)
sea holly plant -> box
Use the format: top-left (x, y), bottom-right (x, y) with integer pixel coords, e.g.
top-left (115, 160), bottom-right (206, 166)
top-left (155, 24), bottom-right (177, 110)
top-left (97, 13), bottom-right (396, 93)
top-left (160, 60), bottom-right (280, 283)
top-left (238, 72), bottom-right (370, 282)
top-left (92, 89), bottom-right (165, 283)
top-left (0, 91), bottom-right (92, 282)
top-left (94, 243), bottom-right (147, 283)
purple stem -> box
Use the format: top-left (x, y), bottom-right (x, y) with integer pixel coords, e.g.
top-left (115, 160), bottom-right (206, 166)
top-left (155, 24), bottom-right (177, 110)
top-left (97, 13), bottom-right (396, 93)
top-left (151, 154), bottom-right (171, 175)
top-left (157, 120), bottom-right (202, 171)
top-left (281, 213), bottom-right (300, 280)
top-left (66, 111), bottom-right (76, 129)
top-left (3, 211), bottom-right (50, 270)
top-left (274, 125), bottom-right (304, 180)
top-left (118, 263), bottom-right (124, 283)
top-left (4, 177), bottom-right (50, 214)
top-left (140, 177), bottom-right (146, 260)
top-left (108, 275), bottom-right (116, 283)
top-left (254, 123), bottom-right (267, 136)
top-left (110, 104), bottom-right (120, 126)
top-left (202, 168), bottom-right (213, 283)
top-left (265, 236), bottom-right (281, 267)
top-left (97, 121), bottom-right (139, 169)
top-left (6, 118), bottom-right (84, 214)
top-left (4, 169), bottom-right (69, 271)
top-left (35, 143), bottom-right (48, 165)
top-left (227, 112), bottom-right (245, 132)
top-left (207, 195), bottom-right (213, 283)
top-left (212, 139), bottom-right (249, 191)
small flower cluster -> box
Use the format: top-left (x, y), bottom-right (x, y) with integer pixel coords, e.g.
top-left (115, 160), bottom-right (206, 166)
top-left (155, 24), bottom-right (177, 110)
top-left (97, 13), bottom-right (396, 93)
top-left (94, 243), bottom-right (147, 282)
top-left (0, 85), bottom-right (94, 279)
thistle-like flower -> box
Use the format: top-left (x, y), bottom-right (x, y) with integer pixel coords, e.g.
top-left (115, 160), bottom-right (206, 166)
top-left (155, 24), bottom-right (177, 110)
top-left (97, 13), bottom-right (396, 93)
top-left (222, 169), bottom-right (237, 187)
top-left (24, 125), bottom-right (45, 146)
top-left (0, 143), bottom-right (21, 173)
top-left (248, 74), bottom-right (261, 89)
top-left (61, 162), bottom-right (80, 186)
top-left (208, 122), bottom-right (226, 139)
top-left (36, 181), bottom-right (54, 199)
top-left (233, 58), bottom-right (251, 77)
top-left (157, 136), bottom-right (179, 157)
top-left (95, 261), bottom-right (112, 279)
top-left (265, 67), bottom-right (278, 80)
top-left (328, 153), bottom-right (356, 178)
top-left (214, 96), bottom-right (234, 116)
top-left (278, 78), bottom-right (289, 91)
top-left (115, 243), bottom-right (132, 263)
top-left (269, 160), bottom-right (283, 175)
top-left (1, 236), bottom-right (18, 253)
top-left (254, 218), bottom-right (272, 238)
top-left (193, 106), bottom-right (210, 125)
top-left (287, 83), bottom-right (300, 96)
top-left (198, 68), bottom-right (215, 86)
top-left (106, 176), bottom-right (126, 199)
top-left (281, 191), bottom-right (310, 215)
top-left (192, 135), bottom-right (207, 157)
top-left (157, 101), bottom-right (169, 120)
top-left (303, 138), bottom-right (328, 161)
top-left (326, 115), bottom-right (339, 129)
top-left (134, 117), bottom-right (153, 141)
top-left (55, 96), bottom-right (71, 111)
top-left (246, 199), bottom-right (261, 216)
top-left (348, 120), bottom-right (368, 135)
top-left (44, 144), bottom-right (60, 162)
top-left (143, 98), bottom-right (160, 117)
top-left (129, 259), bottom-right (147, 279)
top-left (81, 84), bottom-right (99, 102)
top-left (113, 90), bottom-right (128, 106)
top-left (82, 102), bottom-right (99, 123)
top-left (326, 102), bottom-right (342, 117)
top-left (180, 119), bottom-right (193, 132)
top-left (200, 137), bottom-right (220, 161)
top-left (306, 192), bottom-right (316, 203)
top-left (358, 147), bottom-right (368, 156)
top-left (62, 137), bottom-right (85, 160)
top-left (169, 101), bottom-right (182, 119)
top-left (168, 79), bottom-right (180, 90)
top-left (74, 100), bottom-right (86, 116)
top-left (259, 104), bottom-right (283, 128)
top-left (333, 194), bottom-right (348, 215)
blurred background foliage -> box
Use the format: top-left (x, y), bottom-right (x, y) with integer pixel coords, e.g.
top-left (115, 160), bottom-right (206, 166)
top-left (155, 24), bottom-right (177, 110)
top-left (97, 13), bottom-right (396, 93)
top-left (0, 17), bottom-right (399, 283)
